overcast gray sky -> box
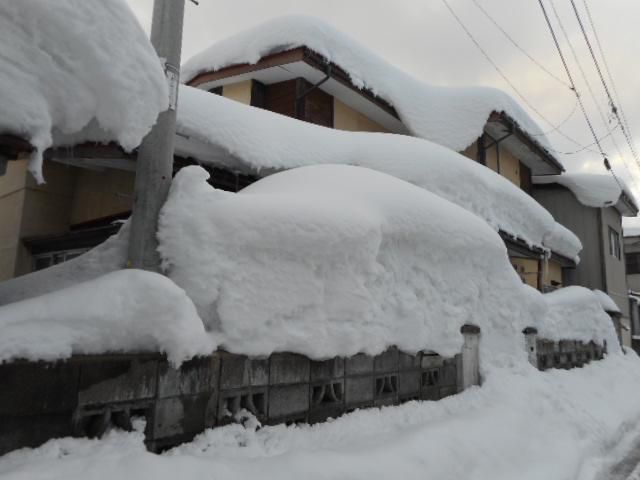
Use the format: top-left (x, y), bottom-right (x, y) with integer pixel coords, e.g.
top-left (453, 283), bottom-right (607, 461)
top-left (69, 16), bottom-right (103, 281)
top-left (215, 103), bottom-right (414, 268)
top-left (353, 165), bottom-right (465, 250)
top-left (127, 0), bottom-right (640, 206)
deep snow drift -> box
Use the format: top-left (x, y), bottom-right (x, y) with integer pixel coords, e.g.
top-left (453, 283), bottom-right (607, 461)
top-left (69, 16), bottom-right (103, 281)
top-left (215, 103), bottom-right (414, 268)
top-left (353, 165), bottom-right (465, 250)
top-left (182, 15), bottom-right (553, 155)
top-left (2, 353), bottom-right (640, 480)
top-left (176, 86), bottom-right (581, 260)
top-left (0, 269), bottom-right (215, 365)
top-left (158, 164), bottom-right (590, 362)
top-left (0, 0), bottom-right (168, 182)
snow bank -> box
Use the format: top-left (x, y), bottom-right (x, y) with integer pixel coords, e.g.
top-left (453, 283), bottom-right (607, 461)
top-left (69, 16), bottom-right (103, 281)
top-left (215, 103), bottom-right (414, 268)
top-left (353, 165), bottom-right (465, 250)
top-left (2, 353), bottom-right (640, 480)
top-left (0, 223), bottom-right (129, 305)
top-left (540, 287), bottom-right (620, 351)
top-left (182, 15), bottom-right (552, 154)
top-left (0, 269), bottom-right (215, 365)
top-left (593, 289), bottom-right (621, 314)
top-left (176, 86), bottom-right (581, 259)
top-left (534, 173), bottom-right (634, 209)
top-left (158, 164), bottom-right (543, 360)
top-left (0, 0), bottom-right (168, 182)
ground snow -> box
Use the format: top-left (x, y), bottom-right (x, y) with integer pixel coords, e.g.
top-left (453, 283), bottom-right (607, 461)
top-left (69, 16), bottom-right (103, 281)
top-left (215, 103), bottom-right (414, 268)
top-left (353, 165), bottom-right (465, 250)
top-left (0, 269), bottom-right (215, 365)
top-left (176, 86), bottom-right (581, 260)
top-left (534, 173), bottom-right (632, 209)
top-left (181, 15), bottom-right (553, 154)
top-left (2, 353), bottom-right (640, 480)
top-left (541, 287), bottom-right (620, 351)
top-left (0, 0), bottom-right (168, 182)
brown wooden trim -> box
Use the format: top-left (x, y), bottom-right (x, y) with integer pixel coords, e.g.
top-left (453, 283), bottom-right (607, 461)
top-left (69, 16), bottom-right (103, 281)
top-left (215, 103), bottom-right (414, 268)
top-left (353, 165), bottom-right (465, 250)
top-left (44, 142), bottom-right (134, 161)
top-left (186, 46), bottom-right (401, 121)
top-left (488, 111), bottom-right (564, 174)
top-left (0, 134), bottom-right (34, 158)
top-left (187, 48), bottom-right (306, 86)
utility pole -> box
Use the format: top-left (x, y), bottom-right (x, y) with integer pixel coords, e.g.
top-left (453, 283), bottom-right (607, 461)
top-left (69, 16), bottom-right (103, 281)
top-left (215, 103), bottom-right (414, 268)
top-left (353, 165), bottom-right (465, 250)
top-left (128, 0), bottom-right (185, 272)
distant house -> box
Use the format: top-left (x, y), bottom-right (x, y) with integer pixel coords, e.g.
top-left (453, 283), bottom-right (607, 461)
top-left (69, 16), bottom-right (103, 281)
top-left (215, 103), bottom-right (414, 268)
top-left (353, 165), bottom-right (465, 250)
top-left (182, 19), bottom-right (573, 292)
top-left (533, 174), bottom-right (638, 345)
top-left (624, 234), bottom-right (640, 352)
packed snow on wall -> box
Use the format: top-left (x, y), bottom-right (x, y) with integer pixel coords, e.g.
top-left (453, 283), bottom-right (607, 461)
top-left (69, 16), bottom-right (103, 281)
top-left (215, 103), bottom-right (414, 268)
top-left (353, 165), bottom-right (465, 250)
top-left (534, 173), bottom-right (635, 210)
top-left (175, 86), bottom-right (582, 260)
top-left (0, 269), bottom-right (216, 365)
top-left (181, 15), bottom-right (554, 155)
top-left (0, 0), bottom-right (168, 182)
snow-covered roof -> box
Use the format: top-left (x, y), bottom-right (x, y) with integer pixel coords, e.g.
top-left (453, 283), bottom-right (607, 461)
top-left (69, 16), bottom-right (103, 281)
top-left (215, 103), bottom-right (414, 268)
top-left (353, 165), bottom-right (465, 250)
top-left (533, 173), bottom-right (638, 216)
top-left (593, 289), bottom-right (621, 314)
top-left (0, 0), bottom-right (168, 182)
top-left (175, 86), bottom-right (581, 260)
top-left (181, 15), bottom-right (559, 169)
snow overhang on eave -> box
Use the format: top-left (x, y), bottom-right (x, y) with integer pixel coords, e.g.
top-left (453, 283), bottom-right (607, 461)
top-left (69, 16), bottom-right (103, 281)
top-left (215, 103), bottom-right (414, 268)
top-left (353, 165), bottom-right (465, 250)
top-left (186, 47), bottom-right (409, 135)
top-left (485, 112), bottom-right (564, 176)
top-left (499, 230), bottom-right (575, 268)
top-left (616, 191), bottom-right (639, 217)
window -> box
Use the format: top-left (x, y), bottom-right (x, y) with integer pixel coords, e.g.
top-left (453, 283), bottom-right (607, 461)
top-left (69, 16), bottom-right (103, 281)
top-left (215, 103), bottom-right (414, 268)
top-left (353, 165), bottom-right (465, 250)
top-left (609, 227), bottom-right (621, 260)
top-left (627, 252), bottom-right (640, 274)
top-left (33, 248), bottom-right (89, 271)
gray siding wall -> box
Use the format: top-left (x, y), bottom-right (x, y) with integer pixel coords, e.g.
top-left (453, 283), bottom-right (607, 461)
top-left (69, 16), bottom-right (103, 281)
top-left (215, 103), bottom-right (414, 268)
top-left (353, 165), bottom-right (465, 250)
top-left (601, 206), bottom-right (629, 317)
top-left (532, 185), bottom-right (603, 290)
top-left (624, 237), bottom-right (640, 292)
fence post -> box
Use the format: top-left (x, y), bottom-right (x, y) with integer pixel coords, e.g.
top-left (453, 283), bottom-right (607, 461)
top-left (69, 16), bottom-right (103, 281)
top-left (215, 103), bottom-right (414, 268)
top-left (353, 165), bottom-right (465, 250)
top-left (522, 327), bottom-right (538, 368)
top-left (458, 325), bottom-right (480, 391)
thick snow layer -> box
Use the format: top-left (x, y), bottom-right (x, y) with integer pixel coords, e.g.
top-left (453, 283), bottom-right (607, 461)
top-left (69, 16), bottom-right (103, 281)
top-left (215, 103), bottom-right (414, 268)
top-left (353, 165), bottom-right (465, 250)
top-left (2, 353), bottom-right (640, 480)
top-left (542, 222), bottom-right (582, 263)
top-left (160, 164), bottom-right (559, 361)
top-left (176, 86), bottom-right (581, 259)
top-left (540, 287), bottom-right (620, 351)
top-left (0, 269), bottom-right (215, 365)
top-left (0, 0), bottom-right (168, 182)
top-left (182, 15), bottom-right (553, 155)
top-left (593, 289), bottom-right (622, 314)
top-left (534, 173), bottom-right (632, 209)
top-left (0, 223), bottom-right (129, 306)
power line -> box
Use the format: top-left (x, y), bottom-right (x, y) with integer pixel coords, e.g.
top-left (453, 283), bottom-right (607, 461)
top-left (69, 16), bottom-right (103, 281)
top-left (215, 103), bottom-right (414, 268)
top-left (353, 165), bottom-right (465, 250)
top-left (569, 0), bottom-right (640, 167)
top-left (440, 0), bottom-right (602, 154)
top-left (579, 0), bottom-right (640, 167)
top-left (537, 0), bottom-right (626, 191)
top-left (548, 0), bottom-right (637, 186)
top-left (470, 0), bottom-right (572, 89)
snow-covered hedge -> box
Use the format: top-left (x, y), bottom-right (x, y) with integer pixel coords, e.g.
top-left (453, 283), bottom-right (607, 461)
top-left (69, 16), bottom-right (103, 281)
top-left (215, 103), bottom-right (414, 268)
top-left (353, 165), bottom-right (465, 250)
top-left (0, 0), bottom-right (168, 182)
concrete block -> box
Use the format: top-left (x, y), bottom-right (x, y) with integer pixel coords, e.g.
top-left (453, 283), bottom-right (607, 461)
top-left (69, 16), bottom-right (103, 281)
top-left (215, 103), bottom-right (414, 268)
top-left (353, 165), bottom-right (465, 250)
top-left (78, 359), bottom-right (157, 406)
top-left (398, 352), bottom-right (421, 370)
top-left (421, 354), bottom-right (444, 369)
top-left (269, 353), bottom-right (310, 385)
top-left (345, 354), bottom-right (374, 375)
top-left (308, 405), bottom-right (344, 424)
top-left (157, 355), bottom-right (219, 398)
top-left (0, 362), bottom-right (79, 416)
top-left (268, 384), bottom-right (309, 419)
top-left (310, 358), bottom-right (344, 381)
top-left (0, 412), bottom-right (73, 456)
top-left (374, 347), bottom-right (399, 373)
top-left (439, 386), bottom-right (457, 399)
top-left (399, 370), bottom-right (421, 396)
top-left (218, 387), bottom-right (267, 422)
top-left (421, 386), bottom-right (440, 401)
top-left (152, 394), bottom-right (211, 440)
top-left (310, 380), bottom-right (344, 407)
top-left (440, 364), bottom-right (457, 387)
top-left (219, 354), bottom-right (269, 390)
top-left (345, 376), bottom-right (374, 406)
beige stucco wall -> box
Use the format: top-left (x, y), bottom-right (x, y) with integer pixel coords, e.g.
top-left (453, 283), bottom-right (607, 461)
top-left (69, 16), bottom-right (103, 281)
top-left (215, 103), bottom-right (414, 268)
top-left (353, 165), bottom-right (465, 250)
top-left (0, 160), bottom-right (28, 281)
top-left (70, 169), bottom-right (134, 225)
top-left (511, 257), bottom-right (539, 289)
top-left (545, 260), bottom-right (563, 288)
top-left (460, 142), bottom-right (478, 161)
top-left (333, 99), bottom-right (389, 133)
top-left (222, 80), bottom-right (252, 105)
top-left (461, 140), bottom-right (521, 188)
top-left (498, 148), bottom-right (521, 187)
